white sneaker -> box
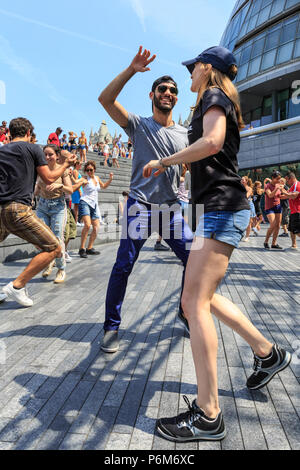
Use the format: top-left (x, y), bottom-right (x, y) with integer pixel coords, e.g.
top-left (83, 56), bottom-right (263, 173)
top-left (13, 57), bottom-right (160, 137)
top-left (42, 260), bottom-right (55, 278)
top-left (65, 252), bottom-right (72, 263)
top-left (0, 292), bottom-right (7, 303)
top-left (54, 270), bottom-right (66, 284)
top-left (2, 282), bottom-right (33, 307)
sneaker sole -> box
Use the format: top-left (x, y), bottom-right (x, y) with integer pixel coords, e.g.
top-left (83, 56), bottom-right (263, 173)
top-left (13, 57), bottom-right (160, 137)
top-left (156, 423), bottom-right (227, 442)
top-left (100, 345), bottom-right (119, 353)
top-left (247, 352), bottom-right (292, 390)
top-left (0, 293), bottom-right (7, 303)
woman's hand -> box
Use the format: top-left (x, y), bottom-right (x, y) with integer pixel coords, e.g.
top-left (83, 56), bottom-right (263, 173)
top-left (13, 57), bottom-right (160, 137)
top-left (143, 160), bottom-right (166, 178)
top-left (109, 172), bottom-right (114, 180)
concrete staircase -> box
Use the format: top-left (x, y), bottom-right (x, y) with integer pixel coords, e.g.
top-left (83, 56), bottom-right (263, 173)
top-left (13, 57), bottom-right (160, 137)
top-left (0, 152), bottom-right (132, 263)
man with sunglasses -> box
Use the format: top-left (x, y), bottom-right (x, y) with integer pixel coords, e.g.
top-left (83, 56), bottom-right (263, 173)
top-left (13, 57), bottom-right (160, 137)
top-left (98, 46), bottom-right (193, 353)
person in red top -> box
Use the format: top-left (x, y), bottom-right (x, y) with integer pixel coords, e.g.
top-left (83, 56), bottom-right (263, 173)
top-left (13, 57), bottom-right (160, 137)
top-left (282, 172), bottom-right (300, 250)
top-left (1, 121), bottom-right (9, 134)
top-left (47, 127), bottom-right (63, 146)
top-left (0, 127), bottom-right (6, 144)
top-left (263, 170), bottom-right (284, 250)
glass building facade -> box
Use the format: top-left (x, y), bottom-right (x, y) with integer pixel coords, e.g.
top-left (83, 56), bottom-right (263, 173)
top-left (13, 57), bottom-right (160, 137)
top-left (220, 0), bottom-right (300, 172)
top-left (220, 0), bottom-right (300, 128)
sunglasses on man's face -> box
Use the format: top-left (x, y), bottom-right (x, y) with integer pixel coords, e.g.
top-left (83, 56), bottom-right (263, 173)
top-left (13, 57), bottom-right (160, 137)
top-left (157, 85), bottom-right (178, 96)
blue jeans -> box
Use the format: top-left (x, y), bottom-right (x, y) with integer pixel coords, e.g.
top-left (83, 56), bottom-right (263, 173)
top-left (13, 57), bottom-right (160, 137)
top-left (104, 197), bottom-right (194, 331)
top-left (36, 197), bottom-right (67, 270)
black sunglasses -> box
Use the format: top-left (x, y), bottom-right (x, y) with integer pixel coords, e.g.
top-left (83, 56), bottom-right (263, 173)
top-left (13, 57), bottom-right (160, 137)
top-left (157, 85), bottom-right (178, 96)
top-left (86, 168), bottom-right (94, 172)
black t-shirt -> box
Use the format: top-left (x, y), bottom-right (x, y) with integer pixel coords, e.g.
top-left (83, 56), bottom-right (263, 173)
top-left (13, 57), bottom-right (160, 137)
top-left (281, 185), bottom-right (290, 210)
top-left (188, 87), bottom-right (249, 213)
top-left (0, 141), bottom-right (47, 206)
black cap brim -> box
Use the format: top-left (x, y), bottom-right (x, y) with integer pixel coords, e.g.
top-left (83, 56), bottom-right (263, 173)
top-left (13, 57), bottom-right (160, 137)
top-left (182, 58), bottom-right (197, 75)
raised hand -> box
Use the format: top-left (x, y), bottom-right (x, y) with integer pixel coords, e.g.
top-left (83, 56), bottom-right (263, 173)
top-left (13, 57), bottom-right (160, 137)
top-left (130, 46), bottom-right (156, 73)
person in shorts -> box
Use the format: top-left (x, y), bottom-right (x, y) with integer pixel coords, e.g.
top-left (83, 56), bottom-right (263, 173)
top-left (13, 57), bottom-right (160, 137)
top-left (144, 46), bottom-right (291, 443)
top-left (78, 161), bottom-right (113, 258)
top-left (0, 118), bottom-right (76, 307)
top-left (278, 177), bottom-right (290, 238)
top-left (263, 171), bottom-right (284, 250)
top-left (282, 172), bottom-right (300, 249)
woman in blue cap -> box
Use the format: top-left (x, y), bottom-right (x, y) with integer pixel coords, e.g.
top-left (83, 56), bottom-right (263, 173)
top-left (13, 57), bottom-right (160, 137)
top-left (143, 46), bottom-right (291, 443)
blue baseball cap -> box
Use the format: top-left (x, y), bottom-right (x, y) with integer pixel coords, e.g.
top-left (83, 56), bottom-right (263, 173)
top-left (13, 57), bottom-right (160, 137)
top-left (182, 46), bottom-right (237, 81)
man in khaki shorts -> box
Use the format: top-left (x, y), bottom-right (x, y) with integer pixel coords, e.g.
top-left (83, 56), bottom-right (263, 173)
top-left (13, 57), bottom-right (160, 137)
top-left (0, 117), bottom-right (76, 307)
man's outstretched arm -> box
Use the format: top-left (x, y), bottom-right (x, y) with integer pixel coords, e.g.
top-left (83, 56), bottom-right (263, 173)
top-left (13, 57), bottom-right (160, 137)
top-left (98, 46), bottom-right (156, 129)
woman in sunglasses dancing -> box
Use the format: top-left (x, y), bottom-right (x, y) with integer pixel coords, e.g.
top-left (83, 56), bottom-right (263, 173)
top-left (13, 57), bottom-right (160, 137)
top-left (78, 160), bottom-right (113, 258)
top-left (144, 46), bottom-right (292, 443)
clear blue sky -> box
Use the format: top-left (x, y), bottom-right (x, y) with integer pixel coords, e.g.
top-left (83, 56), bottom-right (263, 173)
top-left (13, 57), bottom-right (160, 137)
top-left (0, 0), bottom-right (236, 144)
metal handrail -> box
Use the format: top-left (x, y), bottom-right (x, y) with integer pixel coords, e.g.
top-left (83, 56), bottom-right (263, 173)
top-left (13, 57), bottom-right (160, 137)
top-left (240, 115), bottom-right (300, 138)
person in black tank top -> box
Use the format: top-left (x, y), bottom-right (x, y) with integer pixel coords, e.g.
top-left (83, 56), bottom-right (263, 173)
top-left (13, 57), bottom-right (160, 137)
top-left (143, 46), bottom-right (291, 443)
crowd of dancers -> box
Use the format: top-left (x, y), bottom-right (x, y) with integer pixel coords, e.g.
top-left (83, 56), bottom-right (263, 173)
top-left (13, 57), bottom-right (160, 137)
top-left (0, 45), bottom-right (299, 444)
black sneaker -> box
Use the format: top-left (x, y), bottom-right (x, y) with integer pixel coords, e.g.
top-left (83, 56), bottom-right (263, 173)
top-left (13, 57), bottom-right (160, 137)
top-left (271, 244), bottom-right (283, 250)
top-left (264, 242), bottom-right (270, 250)
top-left (247, 344), bottom-right (292, 390)
top-left (154, 242), bottom-right (170, 252)
top-left (279, 233), bottom-right (289, 238)
top-left (101, 331), bottom-right (119, 353)
top-left (79, 249), bottom-right (88, 258)
top-left (156, 396), bottom-right (226, 443)
top-left (178, 311), bottom-right (190, 335)
top-left (86, 248), bottom-right (101, 255)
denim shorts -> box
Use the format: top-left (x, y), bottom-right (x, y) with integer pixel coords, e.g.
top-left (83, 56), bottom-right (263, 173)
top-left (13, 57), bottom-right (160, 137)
top-left (78, 200), bottom-right (100, 221)
top-left (195, 210), bottom-right (251, 248)
top-left (265, 204), bottom-right (282, 215)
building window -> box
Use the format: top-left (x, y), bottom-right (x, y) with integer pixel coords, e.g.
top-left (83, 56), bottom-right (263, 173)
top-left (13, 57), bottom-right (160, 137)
top-left (252, 0), bottom-right (262, 16)
top-left (285, 0), bottom-right (300, 9)
top-left (265, 27), bottom-right (281, 51)
top-left (261, 49), bottom-right (277, 70)
top-left (237, 63), bottom-right (249, 81)
top-left (248, 56), bottom-right (262, 76)
top-left (277, 89), bottom-right (290, 121)
top-left (280, 19), bottom-right (298, 44)
top-left (251, 107), bottom-right (262, 127)
top-left (261, 96), bottom-right (273, 125)
top-left (251, 35), bottom-right (266, 58)
top-left (276, 41), bottom-right (294, 64)
top-left (257, 5), bottom-right (272, 26)
top-left (241, 44), bottom-right (252, 64)
top-left (294, 38), bottom-right (300, 57)
top-left (289, 86), bottom-right (300, 118)
top-left (270, 0), bottom-right (286, 18)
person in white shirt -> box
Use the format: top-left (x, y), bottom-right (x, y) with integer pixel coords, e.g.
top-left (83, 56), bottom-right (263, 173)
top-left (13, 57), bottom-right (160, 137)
top-left (112, 143), bottom-right (120, 168)
top-left (78, 160), bottom-right (113, 258)
top-left (103, 141), bottom-right (110, 167)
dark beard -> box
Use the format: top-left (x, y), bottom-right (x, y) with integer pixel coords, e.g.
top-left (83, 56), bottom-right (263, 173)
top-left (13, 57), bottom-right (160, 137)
top-left (153, 95), bottom-right (176, 114)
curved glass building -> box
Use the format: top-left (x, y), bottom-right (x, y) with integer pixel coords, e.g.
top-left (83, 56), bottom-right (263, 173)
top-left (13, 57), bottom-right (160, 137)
top-left (220, 0), bottom-right (300, 177)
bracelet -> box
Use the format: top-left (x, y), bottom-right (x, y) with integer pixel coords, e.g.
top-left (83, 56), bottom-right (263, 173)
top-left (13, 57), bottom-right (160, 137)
top-left (159, 159), bottom-right (168, 169)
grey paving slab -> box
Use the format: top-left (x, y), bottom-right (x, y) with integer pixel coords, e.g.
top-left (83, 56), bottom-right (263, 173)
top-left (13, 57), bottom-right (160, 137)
top-left (0, 226), bottom-right (299, 450)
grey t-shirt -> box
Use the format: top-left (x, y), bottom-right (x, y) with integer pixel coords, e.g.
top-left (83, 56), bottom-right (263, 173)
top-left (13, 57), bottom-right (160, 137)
top-left (124, 113), bottom-right (188, 205)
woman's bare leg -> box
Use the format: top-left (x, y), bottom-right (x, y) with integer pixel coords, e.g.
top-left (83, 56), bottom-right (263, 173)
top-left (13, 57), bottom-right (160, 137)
top-left (80, 215), bottom-right (91, 250)
top-left (182, 237), bottom-right (273, 418)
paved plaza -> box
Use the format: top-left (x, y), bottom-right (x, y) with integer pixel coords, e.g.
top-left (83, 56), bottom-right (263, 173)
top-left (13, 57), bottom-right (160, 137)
top-left (0, 227), bottom-right (299, 451)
